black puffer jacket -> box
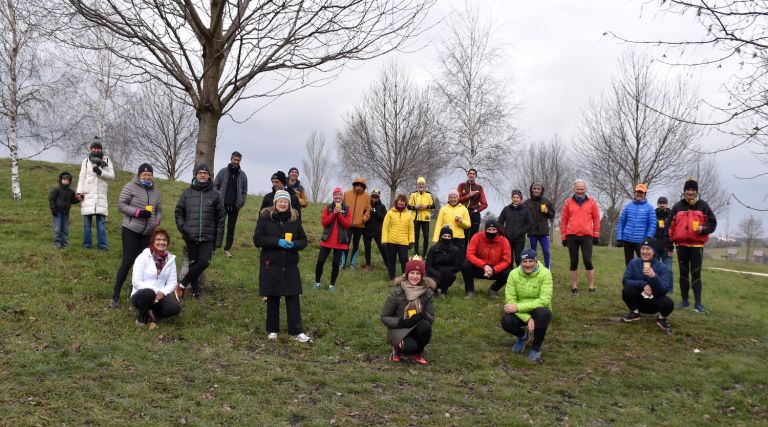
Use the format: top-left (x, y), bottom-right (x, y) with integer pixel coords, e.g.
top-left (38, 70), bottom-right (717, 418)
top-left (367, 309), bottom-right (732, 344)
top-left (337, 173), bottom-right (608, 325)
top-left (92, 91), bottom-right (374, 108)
top-left (498, 203), bottom-right (533, 241)
top-left (174, 180), bottom-right (225, 246)
top-left (253, 208), bottom-right (308, 296)
top-left (425, 241), bottom-right (463, 279)
top-left (523, 183), bottom-right (556, 236)
top-left (654, 207), bottom-right (674, 252)
top-left (49, 172), bottom-right (79, 214)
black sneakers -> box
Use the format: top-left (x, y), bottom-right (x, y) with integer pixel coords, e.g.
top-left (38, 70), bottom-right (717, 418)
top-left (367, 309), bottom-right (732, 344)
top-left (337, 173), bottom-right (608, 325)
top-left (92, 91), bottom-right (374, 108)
top-left (656, 317), bottom-right (673, 332)
top-left (621, 311), bottom-right (641, 322)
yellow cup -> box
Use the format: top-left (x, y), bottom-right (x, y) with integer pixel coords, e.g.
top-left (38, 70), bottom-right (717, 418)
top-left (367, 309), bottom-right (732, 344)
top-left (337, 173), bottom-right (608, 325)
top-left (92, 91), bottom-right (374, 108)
top-left (540, 204), bottom-right (546, 213)
top-left (643, 261), bottom-right (651, 270)
top-left (692, 220), bottom-right (700, 231)
top-left (407, 309), bottom-right (417, 318)
top-left (145, 205), bottom-right (153, 213)
top-left (335, 202), bottom-right (341, 210)
top-left (285, 232), bottom-right (293, 242)
top-left (658, 219), bottom-right (664, 228)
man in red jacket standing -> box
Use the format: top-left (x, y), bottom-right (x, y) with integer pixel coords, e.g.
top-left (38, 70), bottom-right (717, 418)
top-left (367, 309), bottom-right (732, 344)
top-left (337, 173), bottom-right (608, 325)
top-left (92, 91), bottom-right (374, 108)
top-left (458, 168), bottom-right (488, 247)
top-left (460, 219), bottom-right (512, 299)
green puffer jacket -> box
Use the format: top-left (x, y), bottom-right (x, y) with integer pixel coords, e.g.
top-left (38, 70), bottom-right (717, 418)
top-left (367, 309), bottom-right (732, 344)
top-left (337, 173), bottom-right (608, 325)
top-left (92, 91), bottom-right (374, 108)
top-left (504, 262), bottom-right (553, 322)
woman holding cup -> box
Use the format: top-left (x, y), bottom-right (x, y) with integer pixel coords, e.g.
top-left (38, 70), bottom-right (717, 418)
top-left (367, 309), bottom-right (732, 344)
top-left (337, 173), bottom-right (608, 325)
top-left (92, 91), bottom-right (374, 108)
top-left (253, 190), bottom-right (311, 342)
top-left (314, 187), bottom-right (353, 291)
top-left (432, 189), bottom-right (471, 254)
top-left (111, 163), bottom-right (162, 308)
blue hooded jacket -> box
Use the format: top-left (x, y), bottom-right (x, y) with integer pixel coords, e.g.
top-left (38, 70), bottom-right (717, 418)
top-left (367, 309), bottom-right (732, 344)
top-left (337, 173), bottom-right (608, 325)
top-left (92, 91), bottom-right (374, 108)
top-left (616, 199), bottom-right (656, 244)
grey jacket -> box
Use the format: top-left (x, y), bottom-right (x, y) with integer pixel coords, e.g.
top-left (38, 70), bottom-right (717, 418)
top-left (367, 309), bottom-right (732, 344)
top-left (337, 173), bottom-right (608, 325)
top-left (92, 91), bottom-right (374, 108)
top-left (117, 178), bottom-right (162, 235)
top-left (214, 165), bottom-right (248, 208)
top-left (174, 180), bottom-right (226, 246)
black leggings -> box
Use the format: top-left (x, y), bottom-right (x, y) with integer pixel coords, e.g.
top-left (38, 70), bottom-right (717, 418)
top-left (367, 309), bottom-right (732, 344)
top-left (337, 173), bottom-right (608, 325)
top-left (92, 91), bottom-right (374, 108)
top-left (363, 230), bottom-right (387, 266)
top-left (315, 246), bottom-right (343, 286)
top-left (348, 228), bottom-right (370, 266)
top-left (401, 320), bottom-right (432, 355)
top-left (623, 242), bottom-right (641, 266)
top-left (567, 235), bottom-right (594, 270)
top-left (621, 286), bottom-right (674, 317)
top-left (432, 270), bottom-right (457, 295)
top-left (385, 243), bottom-right (409, 280)
top-left (501, 307), bottom-right (552, 351)
top-left (223, 207), bottom-right (240, 251)
top-left (181, 239), bottom-right (214, 295)
top-left (465, 210), bottom-right (481, 247)
top-left (113, 227), bottom-right (151, 300)
top-left (131, 288), bottom-right (182, 323)
top-left (507, 237), bottom-right (526, 267)
top-left (677, 246), bottom-right (704, 304)
top-left (266, 294), bottom-right (303, 335)
top-left (414, 221), bottom-right (430, 256)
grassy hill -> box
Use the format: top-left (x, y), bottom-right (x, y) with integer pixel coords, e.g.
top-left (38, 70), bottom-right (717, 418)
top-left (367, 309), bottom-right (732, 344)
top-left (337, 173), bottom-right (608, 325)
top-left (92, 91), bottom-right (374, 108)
top-left (1, 158), bottom-right (767, 425)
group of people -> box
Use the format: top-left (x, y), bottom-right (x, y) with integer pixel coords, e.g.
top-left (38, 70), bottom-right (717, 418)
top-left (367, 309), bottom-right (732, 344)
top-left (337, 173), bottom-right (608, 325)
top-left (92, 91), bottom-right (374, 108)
top-left (48, 144), bottom-right (718, 363)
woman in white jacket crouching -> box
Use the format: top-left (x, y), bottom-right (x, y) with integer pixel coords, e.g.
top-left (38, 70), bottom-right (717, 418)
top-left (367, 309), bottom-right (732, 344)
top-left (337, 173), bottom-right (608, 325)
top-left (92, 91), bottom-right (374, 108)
top-left (131, 228), bottom-right (181, 326)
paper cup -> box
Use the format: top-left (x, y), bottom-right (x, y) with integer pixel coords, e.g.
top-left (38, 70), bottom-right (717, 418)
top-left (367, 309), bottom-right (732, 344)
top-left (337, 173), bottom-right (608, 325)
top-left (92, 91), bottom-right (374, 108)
top-left (146, 205), bottom-right (153, 212)
top-left (285, 232), bottom-right (293, 242)
top-left (658, 219), bottom-right (664, 228)
top-left (692, 220), bottom-right (700, 230)
top-left (540, 204), bottom-right (546, 212)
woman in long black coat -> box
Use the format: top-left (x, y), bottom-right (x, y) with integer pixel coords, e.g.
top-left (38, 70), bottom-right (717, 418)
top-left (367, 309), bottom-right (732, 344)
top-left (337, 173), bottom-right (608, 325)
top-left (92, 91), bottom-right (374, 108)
top-left (253, 190), bottom-right (310, 342)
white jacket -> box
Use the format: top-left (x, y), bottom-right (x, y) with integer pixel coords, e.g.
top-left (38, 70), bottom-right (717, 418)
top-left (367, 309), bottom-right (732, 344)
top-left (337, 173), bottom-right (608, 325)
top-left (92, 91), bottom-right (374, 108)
top-left (131, 248), bottom-right (178, 297)
top-left (76, 156), bottom-right (114, 216)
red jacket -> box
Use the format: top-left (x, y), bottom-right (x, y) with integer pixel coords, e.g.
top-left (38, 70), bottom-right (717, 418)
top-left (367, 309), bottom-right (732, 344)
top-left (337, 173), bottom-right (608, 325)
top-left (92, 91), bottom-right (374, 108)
top-left (560, 195), bottom-right (600, 240)
top-left (466, 233), bottom-right (512, 272)
top-left (458, 181), bottom-right (488, 213)
top-left (320, 204), bottom-right (353, 250)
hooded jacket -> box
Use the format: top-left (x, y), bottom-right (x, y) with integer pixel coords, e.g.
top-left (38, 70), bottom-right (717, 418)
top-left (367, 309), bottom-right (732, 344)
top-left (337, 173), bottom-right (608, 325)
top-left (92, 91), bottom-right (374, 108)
top-left (174, 180), bottom-right (226, 246)
top-left (523, 183), bottom-right (556, 236)
top-left (432, 203), bottom-right (471, 241)
top-left (380, 276), bottom-right (436, 346)
top-left (49, 172), bottom-right (79, 214)
top-left (667, 198), bottom-right (717, 247)
top-left (616, 198), bottom-right (657, 244)
top-left (342, 178), bottom-right (371, 228)
top-left (76, 155), bottom-right (115, 216)
top-left (498, 202), bottom-right (533, 241)
top-left (117, 178), bottom-right (163, 235)
top-left (382, 207), bottom-right (415, 246)
top-left (504, 262), bottom-right (553, 322)
top-left (214, 165), bottom-right (248, 209)
top-left (466, 232), bottom-right (512, 272)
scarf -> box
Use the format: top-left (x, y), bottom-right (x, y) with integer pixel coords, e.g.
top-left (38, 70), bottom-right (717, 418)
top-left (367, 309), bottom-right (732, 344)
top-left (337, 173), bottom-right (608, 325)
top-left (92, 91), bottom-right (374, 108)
top-left (395, 205), bottom-right (406, 212)
top-left (149, 245), bottom-right (168, 275)
top-left (402, 281), bottom-right (427, 319)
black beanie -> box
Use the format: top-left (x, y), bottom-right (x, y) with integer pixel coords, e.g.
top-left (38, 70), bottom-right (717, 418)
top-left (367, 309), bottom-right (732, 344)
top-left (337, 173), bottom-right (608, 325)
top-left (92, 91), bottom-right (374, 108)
top-left (271, 171), bottom-right (288, 186)
top-left (641, 236), bottom-right (658, 253)
top-left (485, 219), bottom-right (500, 230)
top-left (231, 151), bottom-right (242, 160)
top-left (288, 166), bottom-right (299, 175)
top-left (683, 179), bottom-right (698, 192)
top-left (137, 163), bottom-right (153, 175)
top-left (439, 225), bottom-right (453, 238)
top-left (194, 164), bottom-right (210, 176)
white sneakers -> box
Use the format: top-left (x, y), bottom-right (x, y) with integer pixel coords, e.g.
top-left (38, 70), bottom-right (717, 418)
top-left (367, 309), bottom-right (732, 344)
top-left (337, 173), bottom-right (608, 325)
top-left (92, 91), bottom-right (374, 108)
top-left (267, 332), bottom-right (278, 340)
top-left (293, 333), bottom-right (311, 343)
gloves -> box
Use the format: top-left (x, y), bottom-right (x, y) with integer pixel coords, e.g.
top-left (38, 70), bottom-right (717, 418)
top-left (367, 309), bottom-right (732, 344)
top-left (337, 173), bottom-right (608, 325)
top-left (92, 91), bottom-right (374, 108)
top-left (278, 239), bottom-right (295, 249)
top-left (99, 160), bottom-right (108, 168)
top-left (137, 209), bottom-right (152, 219)
top-left (397, 313), bottom-right (425, 328)
top-left (593, 237), bottom-right (600, 245)
top-left (616, 240), bottom-right (624, 247)
top-left (561, 240), bottom-right (567, 247)
top-left (93, 166), bottom-right (102, 176)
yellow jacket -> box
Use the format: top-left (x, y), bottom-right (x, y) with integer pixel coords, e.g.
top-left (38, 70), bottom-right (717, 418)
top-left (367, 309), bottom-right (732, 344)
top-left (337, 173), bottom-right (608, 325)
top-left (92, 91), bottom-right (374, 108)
top-left (433, 203), bottom-right (471, 241)
top-left (382, 208), bottom-right (415, 245)
top-left (408, 191), bottom-right (435, 222)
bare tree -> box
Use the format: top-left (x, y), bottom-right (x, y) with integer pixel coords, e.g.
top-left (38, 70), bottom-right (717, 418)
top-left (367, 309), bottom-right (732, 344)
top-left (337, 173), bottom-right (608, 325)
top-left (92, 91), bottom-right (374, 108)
top-left (0, 0), bottom-right (76, 199)
top-left (434, 2), bottom-right (518, 186)
top-left (130, 81), bottom-right (197, 179)
top-left (302, 130), bottom-right (332, 203)
top-left (338, 61), bottom-right (447, 206)
top-left (64, 0), bottom-right (436, 170)
top-left (578, 49), bottom-right (701, 199)
top-left (739, 215), bottom-right (764, 263)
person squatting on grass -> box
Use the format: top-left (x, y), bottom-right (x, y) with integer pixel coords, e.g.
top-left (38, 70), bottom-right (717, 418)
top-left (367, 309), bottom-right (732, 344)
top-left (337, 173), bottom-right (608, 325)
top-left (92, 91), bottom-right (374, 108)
top-left (76, 138), bottom-right (115, 250)
top-left (560, 179), bottom-right (600, 296)
top-left (313, 187), bottom-right (352, 291)
top-left (213, 151), bottom-right (248, 258)
top-left (667, 178), bottom-right (717, 313)
top-left (380, 260), bottom-right (436, 365)
top-left (363, 189), bottom-right (388, 270)
top-left (620, 237), bottom-right (674, 333)
top-left (382, 194), bottom-right (415, 281)
top-left (174, 164), bottom-right (225, 300)
top-left (131, 228), bottom-right (181, 327)
top-left (48, 171), bottom-right (79, 249)
top-left (501, 249), bottom-right (553, 362)
top-left (253, 190), bottom-right (311, 343)
top-left (432, 189), bottom-right (471, 255)
top-left (111, 163), bottom-right (163, 308)
top-left (498, 189), bottom-right (533, 268)
top-left (408, 177), bottom-right (435, 257)
top-left (616, 183), bottom-right (657, 266)
top-left (342, 177), bottom-right (372, 269)
top-left (523, 182), bottom-right (556, 269)
top-left (461, 219), bottom-right (512, 299)
top-left (425, 225), bottom-right (464, 297)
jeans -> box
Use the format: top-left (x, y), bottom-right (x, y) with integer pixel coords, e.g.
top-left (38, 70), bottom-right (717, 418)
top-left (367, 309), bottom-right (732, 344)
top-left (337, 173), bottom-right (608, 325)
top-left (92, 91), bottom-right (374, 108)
top-left (83, 214), bottom-right (107, 249)
top-left (52, 212), bottom-right (70, 247)
top-left (529, 235), bottom-right (551, 268)
top-left (656, 251), bottom-right (674, 293)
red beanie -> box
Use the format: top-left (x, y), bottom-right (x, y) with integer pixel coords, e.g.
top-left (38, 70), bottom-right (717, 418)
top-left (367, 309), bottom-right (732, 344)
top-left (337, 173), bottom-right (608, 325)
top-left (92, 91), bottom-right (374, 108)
top-left (405, 260), bottom-right (425, 277)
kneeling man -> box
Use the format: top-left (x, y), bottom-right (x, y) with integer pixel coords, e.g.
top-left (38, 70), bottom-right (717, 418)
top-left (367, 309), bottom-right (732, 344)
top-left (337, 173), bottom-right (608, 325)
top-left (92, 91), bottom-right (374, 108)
top-left (621, 236), bottom-right (674, 332)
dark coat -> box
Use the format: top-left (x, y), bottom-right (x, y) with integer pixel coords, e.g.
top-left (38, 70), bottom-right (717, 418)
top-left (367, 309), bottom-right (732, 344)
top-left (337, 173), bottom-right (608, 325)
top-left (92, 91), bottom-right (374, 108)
top-left (380, 277), bottom-right (436, 346)
top-left (253, 209), bottom-right (308, 296)
top-left (425, 241), bottom-right (463, 279)
top-left (49, 174), bottom-right (79, 214)
top-left (214, 165), bottom-right (248, 208)
top-left (654, 207), bottom-right (674, 252)
top-left (365, 199), bottom-right (387, 236)
top-left (260, 187), bottom-right (301, 214)
top-left (523, 184), bottom-right (555, 236)
top-left (174, 180), bottom-right (226, 246)
top-left (498, 203), bottom-right (533, 241)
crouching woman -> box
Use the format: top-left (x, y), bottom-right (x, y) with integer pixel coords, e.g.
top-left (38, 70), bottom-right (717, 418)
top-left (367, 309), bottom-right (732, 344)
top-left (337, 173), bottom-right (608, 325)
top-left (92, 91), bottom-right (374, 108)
top-left (131, 228), bottom-right (181, 327)
top-left (380, 260), bottom-right (436, 365)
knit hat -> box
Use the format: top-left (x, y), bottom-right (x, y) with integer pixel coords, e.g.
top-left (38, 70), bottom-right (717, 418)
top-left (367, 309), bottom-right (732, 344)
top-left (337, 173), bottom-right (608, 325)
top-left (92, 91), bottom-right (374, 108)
top-left (448, 189), bottom-right (459, 198)
top-left (657, 196), bottom-right (668, 204)
top-left (640, 236), bottom-right (658, 253)
top-left (511, 189), bottom-right (523, 199)
top-left (684, 178), bottom-right (698, 192)
top-left (484, 219), bottom-right (499, 230)
top-left (439, 225), bottom-right (453, 238)
top-left (332, 187), bottom-right (343, 196)
top-left (89, 137), bottom-right (102, 150)
top-left (404, 259), bottom-right (426, 277)
top-left (417, 176), bottom-right (426, 185)
top-left (271, 171), bottom-right (288, 186)
top-left (194, 164), bottom-right (210, 175)
top-left (231, 151), bottom-right (242, 160)
top-left (371, 188), bottom-right (381, 196)
top-left (274, 190), bottom-right (291, 204)
top-left (635, 183), bottom-right (648, 193)
top-left (288, 167), bottom-right (299, 175)
top-left (520, 249), bottom-right (538, 261)
top-left (137, 163), bottom-right (153, 175)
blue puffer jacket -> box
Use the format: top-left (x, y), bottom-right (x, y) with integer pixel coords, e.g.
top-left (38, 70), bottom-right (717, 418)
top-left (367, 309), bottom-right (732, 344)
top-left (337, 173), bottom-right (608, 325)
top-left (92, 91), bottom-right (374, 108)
top-left (622, 258), bottom-right (672, 296)
top-left (616, 199), bottom-right (656, 244)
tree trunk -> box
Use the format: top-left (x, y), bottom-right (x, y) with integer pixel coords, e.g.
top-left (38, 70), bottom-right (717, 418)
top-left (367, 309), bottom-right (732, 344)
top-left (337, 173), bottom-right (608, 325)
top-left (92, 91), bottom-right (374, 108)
top-left (195, 109), bottom-right (221, 171)
top-left (389, 184), bottom-right (398, 208)
top-left (8, 0), bottom-right (21, 200)
top-left (9, 129), bottom-right (21, 200)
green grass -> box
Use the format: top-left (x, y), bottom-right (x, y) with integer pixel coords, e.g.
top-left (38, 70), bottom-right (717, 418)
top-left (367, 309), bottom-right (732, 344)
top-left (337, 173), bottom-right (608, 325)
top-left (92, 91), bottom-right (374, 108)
top-left (1, 158), bottom-right (767, 425)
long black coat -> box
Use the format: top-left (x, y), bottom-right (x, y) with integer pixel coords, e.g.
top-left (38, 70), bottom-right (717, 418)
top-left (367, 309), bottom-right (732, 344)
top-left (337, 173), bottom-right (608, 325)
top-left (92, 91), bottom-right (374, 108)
top-left (253, 209), bottom-right (308, 296)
